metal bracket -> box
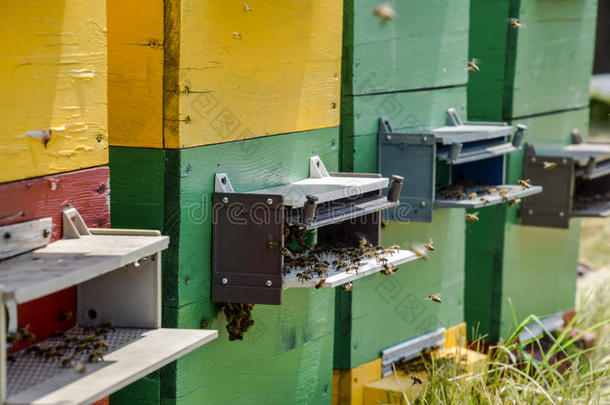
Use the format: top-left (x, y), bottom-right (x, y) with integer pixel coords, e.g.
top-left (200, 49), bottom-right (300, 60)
top-left (571, 129), bottom-right (583, 145)
top-left (62, 208), bottom-right (91, 239)
top-left (5, 299), bottom-right (17, 335)
top-left (309, 155), bottom-right (330, 179)
top-left (381, 328), bottom-right (446, 377)
top-left (519, 312), bottom-right (564, 343)
top-left (446, 107), bottom-right (463, 126)
top-left (215, 173), bottom-right (235, 193)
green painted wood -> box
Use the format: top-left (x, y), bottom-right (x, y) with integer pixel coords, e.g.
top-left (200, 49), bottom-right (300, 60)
top-left (469, 0), bottom-right (597, 121)
top-left (341, 86), bottom-right (467, 172)
top-left (162, 289), bottom-right (335, 404)
top-left (160, 128), bottom-right (339, 403)
top-left (464, 109), bottom-right (588, 342)
top-left (342, 0), bottom-right (469, 96)
top-left (109, 148), bottom-right (166, 405)
top-left (335, 210), bottom-right (466, 369)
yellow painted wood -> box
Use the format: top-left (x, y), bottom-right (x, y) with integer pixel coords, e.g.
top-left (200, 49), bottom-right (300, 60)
top-left (334, 358), bottom-right (382, 405)
top-left (444, 322), bottom-right (467, 349)
top-left (332, 370), bottom-right (340, 405)
top-left (0, 0), bottom-right (107, 183)
top-left (109, 1), bottom-right (342, 149)
top-left (107, 0), bottom-right (164, 148)
top-left (362, 347), bottom-right (486, 404)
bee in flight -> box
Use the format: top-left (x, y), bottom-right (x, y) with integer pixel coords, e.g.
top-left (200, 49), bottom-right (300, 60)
top-left (467, 59), bottom-right (480, 72)
top-left (410, 244), bottom-right (428, 260)
top-left (509, 18), bottom-right (522, 29)
top-left (465, 212), bottom-right (479, 224)
top-left (341, 282), bottom-right (353, 292)
top-left (424, 239), bottom-right (434, 251)
top-left (507, 198), bottom-right (521, 207)
top-left (411, 375), bottom-right (423, 385)
top-left (374, 4), bottom-right (396, 21)
top-left (518, 179), bottom-right (531, 190)
top-left (426, 293), bottom-right (442, 303)
top-left (543, 161), bottom-right (557, 170)
top-left (315, 279), bottom-right (326, 289)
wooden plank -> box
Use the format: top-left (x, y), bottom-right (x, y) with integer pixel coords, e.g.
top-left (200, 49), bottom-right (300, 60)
top-left (342, 86), bottom-right (467, 172)
top-left (343, 0), bottom-right (469, 95)
top-left (107, 0), bottom-right (164, 148)
top-left (0, 0), bottom-right (108, 183)
top-left (6, 328), bottom-right (217, 405)
top-left (335, 209), bottom-right (466, 369)
top-left (0, 218), bottom-right (52, 260)
top-left (161, 288), bottom-right (335, 404)
top-left (333, 358), bottom-right (382, 405)
top-left (0, 233), bottom-right (168, 304)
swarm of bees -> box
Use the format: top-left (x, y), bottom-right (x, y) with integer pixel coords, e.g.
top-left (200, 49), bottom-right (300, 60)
top-left (394, 345), bottom-right (440, 374)
top-left (437, 179), bottom-right (534, 211)
top-left (5, 322), bottom-right (116, 373)
top-left (217, 302), bottom-right (255, 341)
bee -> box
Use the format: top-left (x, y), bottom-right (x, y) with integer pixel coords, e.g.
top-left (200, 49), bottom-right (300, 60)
top-left (25, 345), bottom-right (43, 356)
top-left (98, 321), bottom-right (115, 331)
top-left (95, 341), bottom-right (109, 350)
top-left (456, 191), bottom-right (466, 199)
top-left (296, 272), bottom-right (311, 282)
top-left (509, 18), bottom-right (522, 29)
top-left (74, 362), bottom-right (87, 373)
top-left (44, 349), bottom-right (62, 360)
top-left (340, 282), bottom-right (353, 292)
top-left (50, 330), bottom-right (66, 339)
top-left (499, 188), bottom-right (509, 201)
top-left (61, 356), bottom-right (74, 368)
top-left (410, 244), bottom-right (428, 260)
top-left (315, 267), bottom-right (329, 276)
top-left (243, 3), bottom-right (251, 12)
top-left (465, 212), bottom-right (480, 224)
top-left (480, 197), bottom-right (490, 205)
top-left (280, 247), bottom-right (293, 257)
top-left (336, 262), bottom-right (348, 270)
top-left (88, 350), bottom-right (104, 363)
top-left (82, 335), bottom-right (98, 343)
top-left (426, 293), bottom-right (442, 303)
top-left (543, 161), bottom-right (557, 170)
top-left (411, 375), bottom-right (424, 385)
top-left (487, 188), bottom-right (497, 194)
top-left (389, 244), bottom-right (400, 251)
top-left (58, 310), bottom-right (73, 322)
top-left (507, 198), bottom-right (521, 207)
top-left (424, 239), bottom-right (435, 251)
top-left (374, 4), bottom-right (396, 21)
top-left (381, 263), bottom-right (398, 275)
top-left (358, 238), bottom-right (369, 247)
top-left (267, 241), bottom-right (279, 249)
top-left (468, 192), bottom-right (478, 200)
top-left (315, 279), bottom-right (326, 289)
top-left (376, 256), bottom-right (389, 265)
top-left (467, 59), bottom-right (480, 72)
top-left (75, 343), bottom-right (91, 353)
top-left (381, 248), bottom-right (396, 256)
top-left (518, 179), bottom-right (531, 190)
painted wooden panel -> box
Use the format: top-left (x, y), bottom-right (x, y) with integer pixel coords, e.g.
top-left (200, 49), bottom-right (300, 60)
top-left (109, 128), bottom-right (340, 403)
top-left (341, 86), bottom-right (467, 172)
top-left (468, 0), bottom-right (597, 121)
top-left (343, 0), bottom-right (469, 96)
top-left (465, 109), bottom-right (588, 342)
top-left (0, 167), bottom-right (109, 350)
top-left (334, 210), bottom-right (466, 369)
top-left (0, 0), bottom-right (108, 183)
top-left (107, 0), bottom-right (164, 148)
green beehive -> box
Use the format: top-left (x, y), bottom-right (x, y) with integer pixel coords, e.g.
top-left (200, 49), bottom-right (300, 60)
top-left (337, 0), bottom-right (471, 374)
top-left (466, 0), bottom-right (597, 342)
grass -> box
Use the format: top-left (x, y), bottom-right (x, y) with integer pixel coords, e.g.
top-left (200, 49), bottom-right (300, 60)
top-left (393, 216), bottom-right (610, 404)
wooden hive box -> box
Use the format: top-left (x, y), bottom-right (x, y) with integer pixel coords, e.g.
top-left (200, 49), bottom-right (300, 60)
top-left (468, 0), bottom-right (597, 121)
top-left (108, 0), bottom-right (343, 149)
top-left (110, 128), bottom-right (341, 404)
top-left (0, 0), bottom-right (108, 184)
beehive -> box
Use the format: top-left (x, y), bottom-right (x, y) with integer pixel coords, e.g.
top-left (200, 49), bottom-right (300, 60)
top-left (466, 0), bottom-right (596, 342)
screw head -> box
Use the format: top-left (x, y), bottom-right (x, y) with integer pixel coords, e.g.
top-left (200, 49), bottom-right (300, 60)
top-left (559, 211), bottom-right (565, 217)
top-left (528, 209), bottom-right (534, 215)
top-left (531, 157), bottom-right (536, 162)
top-left (266, 198), bottom-right (273, 205)
top-left (420, 201), bottom-right (426, 208)
top-left (221, 196), bottom-right (229, 204)
top-left (221, 277), bottom-right (228, 285)
top-left (562, 158), bottom-right (568, 164)
top-left (265, 280), bottom-right (272, 287)
top-left (386, 135), bottom-right (392, 141)
top-left (422, 136), bottom-right (428, 143)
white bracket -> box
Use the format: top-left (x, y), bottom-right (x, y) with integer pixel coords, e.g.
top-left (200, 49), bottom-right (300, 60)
top-left (214, 173), bottom-right (235, 193)
top-left (446, 108), bottom-right (464, 126)
top-left (309, 155), bottom-right (330, 179)
top-left (62, 208), bottom-right (92, 239)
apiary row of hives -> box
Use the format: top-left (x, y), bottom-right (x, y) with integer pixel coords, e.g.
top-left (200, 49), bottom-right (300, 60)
top-left (0, 0), bottom-right (601, 404)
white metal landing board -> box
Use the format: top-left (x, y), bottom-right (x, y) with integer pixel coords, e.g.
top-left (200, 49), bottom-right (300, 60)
top-left (435, 184), bottom-right (542, 209)
top-left (6, 327), bottom-right (217, 405)
top-left (0, 233), bottom-right (169, 304)
top-left (283, 249), bottom-right (420, 288)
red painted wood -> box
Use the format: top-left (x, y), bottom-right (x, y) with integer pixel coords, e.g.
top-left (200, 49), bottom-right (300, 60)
top-left (92, 397), bottom-right (109, 405)
top-left (1, 167), bottom-right (110, 350)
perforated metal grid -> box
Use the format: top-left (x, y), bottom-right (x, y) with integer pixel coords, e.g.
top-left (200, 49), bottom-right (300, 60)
top-left (7, 326), bottom-right (148, 397)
